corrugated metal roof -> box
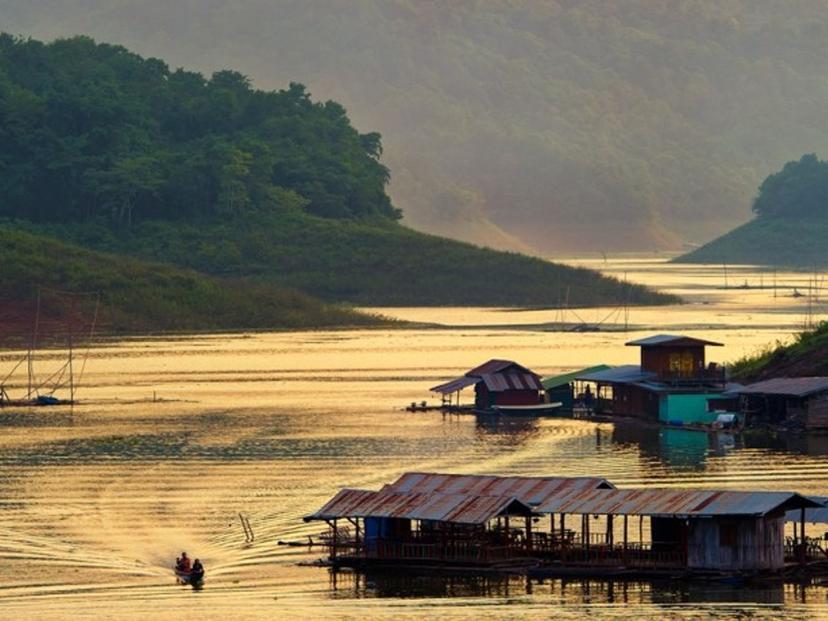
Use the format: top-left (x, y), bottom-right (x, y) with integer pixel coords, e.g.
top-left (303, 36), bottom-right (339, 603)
top-left (431, 360), bottom-right (541, 394)
top-left (575, 365), bottom-right (657, 384)
top-left (542, 365), bottom-right (612, 390)
top-left (625, 334), bottom-right (723, 347)
top-left (734, 377), bottom-right (828, 398)
top-left (304, 488), bottom-right (533, 524)
top-left (535, 487), bottom-right (821, 518)
top-left (385, 472), bottom-right (614, 506)
top-left (786, 496), bottom-right (828, 524)
top-left (466, 359), bottom-right (531, 377)
top-left (481, 373), bottom-right (543, 392)
top-left (430, 375), bottom-right (480, 394)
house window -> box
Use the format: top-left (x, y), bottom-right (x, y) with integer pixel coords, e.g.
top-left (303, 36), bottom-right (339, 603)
top-left (719, 523), bottom-right (738, 547)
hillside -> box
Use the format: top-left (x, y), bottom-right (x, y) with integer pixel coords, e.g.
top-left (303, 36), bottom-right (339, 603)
top-left (27, 211), bottom-right (675, 307)
top-left (5, 2), bottom-right (828, 251)
top-left (731, 322), bottom-right (828, 381)
top-left (677, 154), bottom-right (828, 267)
top-left (0, 35), bottom-right (674, 308)
top-left (0, 227), bottom-right (381, 333)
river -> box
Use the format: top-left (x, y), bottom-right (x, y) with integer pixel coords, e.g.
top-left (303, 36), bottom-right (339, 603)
top-left (0, 258), bottom-right (826, 619)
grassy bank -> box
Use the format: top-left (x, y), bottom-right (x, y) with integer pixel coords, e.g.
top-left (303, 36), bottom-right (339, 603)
top-left (730, 322), bottom-right (828, 380)
top-left (0, 227), bottom-right (383, 333)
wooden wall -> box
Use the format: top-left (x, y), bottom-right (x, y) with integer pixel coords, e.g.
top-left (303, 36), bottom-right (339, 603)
top-left (687, 514), bottom-right (784, 571)
top-left (640, 346), bottom-right (705, 377)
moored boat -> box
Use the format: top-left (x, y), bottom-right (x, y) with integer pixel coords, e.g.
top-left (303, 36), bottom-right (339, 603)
top-left (489, 401), bottom-right (563, 415)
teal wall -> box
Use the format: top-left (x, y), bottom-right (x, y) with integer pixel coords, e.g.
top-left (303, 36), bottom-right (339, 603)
top-left (659, 393), bottom-right (721, 425)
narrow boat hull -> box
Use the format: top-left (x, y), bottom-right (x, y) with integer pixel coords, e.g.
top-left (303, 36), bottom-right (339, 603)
top-left (487, 402), bottom-right (563, 415)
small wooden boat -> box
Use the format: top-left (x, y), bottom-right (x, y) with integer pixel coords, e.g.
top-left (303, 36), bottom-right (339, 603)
top-left (174, 567), bottom-right (205, 586)
top-left (489, 402), bottom-right (563, 415)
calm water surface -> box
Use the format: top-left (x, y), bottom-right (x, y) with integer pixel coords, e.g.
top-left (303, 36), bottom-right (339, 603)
top-left (0, 259), bottom-right (827, 619)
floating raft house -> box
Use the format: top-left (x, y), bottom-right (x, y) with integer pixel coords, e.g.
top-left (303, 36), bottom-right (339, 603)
top-left (305, 472), bottom-right (826, 577)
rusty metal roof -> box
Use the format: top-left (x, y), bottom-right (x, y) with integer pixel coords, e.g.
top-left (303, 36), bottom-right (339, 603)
top-left (384, 472), bottom-right (614, 506)
top-left (431, 360), bottom-right (542, 394)
top-left (734, 377), bottom-right (828, 398)
top-left (430, 375), bottom-right (480, 394)
top-left (481, 373), bottom-right (543, 392)
top-left (625, 334), bottom-right (723, 347)
top-left (535, 487), bottom-right (821, 518)
top-left (466, 359), bottom-right (531, 376)
top-left (304, 488), bottom-right (534, 524)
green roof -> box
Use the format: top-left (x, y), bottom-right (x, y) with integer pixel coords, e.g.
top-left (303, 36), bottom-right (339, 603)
top-left (542, 365), bottom-right (612, 390)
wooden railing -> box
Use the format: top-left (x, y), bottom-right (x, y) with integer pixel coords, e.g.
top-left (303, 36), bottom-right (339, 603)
top-left (364, 539), bottom-right (527, 564)
top-left (784, 537), bottom-right (828, 563)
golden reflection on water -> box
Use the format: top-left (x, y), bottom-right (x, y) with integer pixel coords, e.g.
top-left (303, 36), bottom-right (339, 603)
top-left (0, 259), bottom-right (826, 619)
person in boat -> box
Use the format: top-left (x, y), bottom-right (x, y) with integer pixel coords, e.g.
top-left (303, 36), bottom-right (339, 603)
top-left (176, 552), bottom-right (191, 572)
top-left (190, 559), bottom-right (204, 582)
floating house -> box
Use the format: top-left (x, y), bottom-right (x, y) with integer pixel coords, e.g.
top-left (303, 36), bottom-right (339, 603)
top-left (535, 487), bottom-right (822, 572)
top-left (305, 473), bottom-right (613, 569)
top-left (729, 377), bottom-right (828, 430)
top-left (304, 472), bottom-right (825, 576)
top-left (575, 335), bottom-right (729, 425)
top-left (431, 359), bottom-right (550, 413)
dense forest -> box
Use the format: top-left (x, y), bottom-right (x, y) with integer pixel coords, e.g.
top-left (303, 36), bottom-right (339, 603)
top-left (0, 35), bottom-right (397, 225)
top-left (5, 1), bottom-right (828, 251)
top-left (0, 35), bottom-right (674, 311)
top-left (677, 154), bottom-right (828, 266)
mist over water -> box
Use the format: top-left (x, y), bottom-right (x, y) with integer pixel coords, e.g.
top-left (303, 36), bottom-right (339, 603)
top-left (0, 259), bottom-right (827, 619)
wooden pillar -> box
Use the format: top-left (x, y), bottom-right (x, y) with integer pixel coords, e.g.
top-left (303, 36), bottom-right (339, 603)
top-left (639, 515), bottom-right (644, 545)
top-left (607, 514), bottom-right (614, 546)
top-left (332, 518), bottom-right (338, 560)
top-left (800, 507), bottom-right (807, 565)
top-left (504, 515), bottom-right (510, 544)
top-left (623, 515), bottom-right (628, 562)
top-left (550, 513), bottom-right (555, 540)
top-left (525, 515), bottom-right (533, 552)
top-left (560, 513), bottom-right (565, 541)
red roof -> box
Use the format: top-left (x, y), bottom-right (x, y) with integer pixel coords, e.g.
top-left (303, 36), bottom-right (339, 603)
top-left (466, 359), bottom-right (534, 377)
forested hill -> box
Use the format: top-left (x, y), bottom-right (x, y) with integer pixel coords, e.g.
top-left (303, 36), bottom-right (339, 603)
top-left (677, 155), bottom-right (828, 267)
top-left (0, 35), bottom-right (397, 225)
top-left (0, 35), bottom-right (674, 309)
top-left (6, 2), bottom-right (828, 252)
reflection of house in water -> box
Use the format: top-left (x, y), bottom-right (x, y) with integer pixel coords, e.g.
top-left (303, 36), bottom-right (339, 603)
top-left (611, 422), bottom-right (738, 470)
top-left (575, 335), bottom-right (730, 425)
top-left (727, 377), bottom-right (828, 431)
top-left (305, 471), bottom-right (824, 578)
top-left (473, 412), bottom-right (540, 443)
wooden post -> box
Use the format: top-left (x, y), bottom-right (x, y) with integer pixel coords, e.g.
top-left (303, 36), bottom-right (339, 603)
top-left (332, 519), bottom-right (338, 561)
top-left (560, 513), bottom-right (566, 561)
top-left (504, 516), bottom-right (510, 545)
top-left (639, 515), bottom-right (643, 546)
top-left (525, 515), bottom-right (533, 552)
top-left (607, 514), bottom-right (613, 546)
top-left (623, 515), bottom-right (628, 563)
top-left (800, 507), bottom-right (806, 565)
